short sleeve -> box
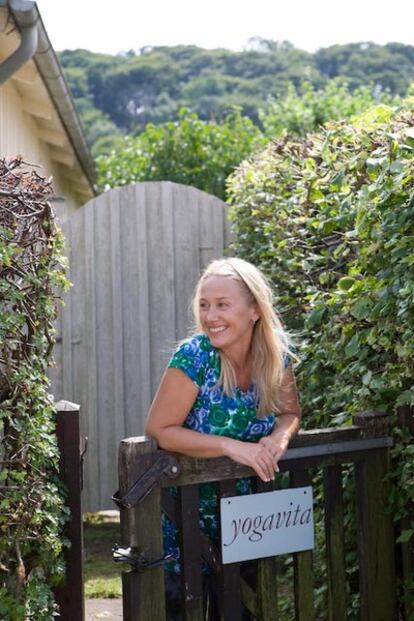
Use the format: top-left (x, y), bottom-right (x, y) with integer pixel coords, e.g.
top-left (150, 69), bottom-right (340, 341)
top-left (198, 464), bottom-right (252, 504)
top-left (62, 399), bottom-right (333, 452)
top-left (167, 335), bottom-right (210, 389)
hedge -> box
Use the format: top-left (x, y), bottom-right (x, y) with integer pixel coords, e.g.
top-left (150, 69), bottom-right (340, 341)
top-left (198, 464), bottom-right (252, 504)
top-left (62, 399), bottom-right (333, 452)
top-left (228, 99), bottom-right (414, 613)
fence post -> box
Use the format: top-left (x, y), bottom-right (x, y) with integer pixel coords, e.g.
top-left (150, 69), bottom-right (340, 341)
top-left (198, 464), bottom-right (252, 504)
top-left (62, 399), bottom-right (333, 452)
top-left (119, 436), bottom-right (166, 621)
top-left (354, 411), bottom-right (396, 621)
top-left (54, 400), bottom-right (84, 621)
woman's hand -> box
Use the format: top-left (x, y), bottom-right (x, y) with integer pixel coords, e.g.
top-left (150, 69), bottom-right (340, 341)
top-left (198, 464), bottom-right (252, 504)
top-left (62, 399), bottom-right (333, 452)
top-left (258, 433), bottom-right (290, 472)
top-left (223, 438), bottom-right (278, 482)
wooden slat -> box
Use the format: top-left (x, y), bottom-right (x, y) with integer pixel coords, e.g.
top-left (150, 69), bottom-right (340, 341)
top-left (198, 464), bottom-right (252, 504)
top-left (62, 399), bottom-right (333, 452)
top-left (178, 485), bottom-right (204, 621)
top-left (255, 478), bottom-right (278, 620)
top-left (119, 437), bottom-right (166, 621)
top-left (256, 558), bottom-right (279, 621)
top-left (109, 191), bottom-right (126, 460)
top-left (162, 489), bottom-right (222, 574)
top-left (323, 465), bottom-right (346, 621)
top-left (290, 470), bottom-right (314, 621)
top-left (83, 201), bottom-right (99, 511)
top-left (146, 182), bottom-right (176, 396)
top-left (122, 184), bottom-right (152, 436)
top-left (173, 184), bottom-right (200, 340)
top-left (69, 205), bottom-right (88, 474)
top-left (240, 578), bottom-right (257, 618)
top-left (211, 194), bottom-right (224, 258)
top-left (355, 449), bottom-right (397, 621)
top-left (198, 191), bottom-right (215, 269)
top-left (219, 479), bottom-right (242, 620)
top-left (94, 194), bottom-right (116, 506)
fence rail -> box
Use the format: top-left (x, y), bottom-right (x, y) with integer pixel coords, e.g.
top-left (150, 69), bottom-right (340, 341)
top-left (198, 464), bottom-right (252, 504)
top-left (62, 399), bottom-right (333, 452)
top-left (117, 411), bottom-right (397, 621)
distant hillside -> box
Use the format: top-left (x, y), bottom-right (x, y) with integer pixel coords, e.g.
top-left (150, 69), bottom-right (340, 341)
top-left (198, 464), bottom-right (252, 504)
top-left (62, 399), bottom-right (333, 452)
top-left (58, 40), bottom-right (414, 155)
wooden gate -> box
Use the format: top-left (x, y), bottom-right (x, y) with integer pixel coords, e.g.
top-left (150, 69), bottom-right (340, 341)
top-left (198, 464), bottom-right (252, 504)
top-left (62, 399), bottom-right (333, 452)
top-left (49, 181), bottom-right (231, 511)
top-left (116, 412), bottom-right (397, 621)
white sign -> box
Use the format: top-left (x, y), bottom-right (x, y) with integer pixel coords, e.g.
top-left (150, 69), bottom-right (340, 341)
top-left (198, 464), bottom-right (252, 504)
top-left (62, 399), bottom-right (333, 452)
top-left (220, 486), bottom-right (314, 564)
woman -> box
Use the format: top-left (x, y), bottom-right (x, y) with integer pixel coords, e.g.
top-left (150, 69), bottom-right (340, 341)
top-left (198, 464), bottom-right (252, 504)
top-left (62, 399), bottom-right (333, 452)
top-left (146, 257), bottom-right (301, 619)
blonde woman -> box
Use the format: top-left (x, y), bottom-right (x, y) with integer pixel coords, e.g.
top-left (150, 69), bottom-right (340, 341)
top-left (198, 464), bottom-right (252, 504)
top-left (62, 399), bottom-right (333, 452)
top-left (146, 257), bottom-right (301, 620)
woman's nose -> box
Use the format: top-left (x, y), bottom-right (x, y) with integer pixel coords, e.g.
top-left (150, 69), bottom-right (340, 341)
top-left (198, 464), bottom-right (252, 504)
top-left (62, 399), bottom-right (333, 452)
top-left (206, 306), bottom-right (218, 321)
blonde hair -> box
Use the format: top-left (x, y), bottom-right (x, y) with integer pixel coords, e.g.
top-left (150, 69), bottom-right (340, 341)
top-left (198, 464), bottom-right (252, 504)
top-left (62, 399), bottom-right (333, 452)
top-left (192, 257), bottom-right (292, 417)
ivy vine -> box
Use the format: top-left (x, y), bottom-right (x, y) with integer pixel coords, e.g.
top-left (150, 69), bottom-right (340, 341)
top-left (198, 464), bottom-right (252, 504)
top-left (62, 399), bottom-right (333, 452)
top-left (0, 157), bottom-right (69, 620)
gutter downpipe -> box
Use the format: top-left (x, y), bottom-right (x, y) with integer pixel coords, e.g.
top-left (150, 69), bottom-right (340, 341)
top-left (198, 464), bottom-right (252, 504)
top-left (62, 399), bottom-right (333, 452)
top-left (0, 0), bottom-right (38, 85)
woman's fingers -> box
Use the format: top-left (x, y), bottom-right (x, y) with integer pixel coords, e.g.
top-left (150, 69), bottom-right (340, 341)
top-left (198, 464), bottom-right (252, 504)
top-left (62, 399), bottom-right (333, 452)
top-left (255, 444), bottom-right (276, 481)
top-left (258, 436), bottom-right (288, 471)
top-left (225, 439), bottom-right (278, 482)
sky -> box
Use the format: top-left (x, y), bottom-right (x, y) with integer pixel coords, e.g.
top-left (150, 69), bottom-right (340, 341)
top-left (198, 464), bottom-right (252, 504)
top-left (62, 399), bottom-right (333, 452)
top-left (37, 0), bottom-right (414, 56)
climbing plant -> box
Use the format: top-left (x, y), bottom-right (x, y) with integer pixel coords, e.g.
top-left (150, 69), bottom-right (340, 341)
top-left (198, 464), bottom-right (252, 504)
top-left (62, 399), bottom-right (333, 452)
top-left (0, 157), bottom-right (69, 620)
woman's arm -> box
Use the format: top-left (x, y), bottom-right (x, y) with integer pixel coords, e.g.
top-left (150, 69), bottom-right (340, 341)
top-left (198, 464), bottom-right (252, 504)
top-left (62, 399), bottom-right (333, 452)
top-left (258, 365), bottom-right (301, 470)
top-left (145, 368), bottom-right (278, 481)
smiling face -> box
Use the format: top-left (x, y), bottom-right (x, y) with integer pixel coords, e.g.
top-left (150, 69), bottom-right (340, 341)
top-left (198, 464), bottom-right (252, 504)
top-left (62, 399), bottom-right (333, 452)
top-left (198, 275), bottom-right (259, 358)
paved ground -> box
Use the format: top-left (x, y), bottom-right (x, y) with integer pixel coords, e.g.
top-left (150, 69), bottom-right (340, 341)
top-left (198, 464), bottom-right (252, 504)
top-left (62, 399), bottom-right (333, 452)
top-left (85, 599), bottom-right (123, 620)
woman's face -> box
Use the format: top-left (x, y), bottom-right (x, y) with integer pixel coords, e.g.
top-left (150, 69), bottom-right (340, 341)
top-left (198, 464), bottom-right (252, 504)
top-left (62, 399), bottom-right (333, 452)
top-left (198, 275), bottom-right (259, 357)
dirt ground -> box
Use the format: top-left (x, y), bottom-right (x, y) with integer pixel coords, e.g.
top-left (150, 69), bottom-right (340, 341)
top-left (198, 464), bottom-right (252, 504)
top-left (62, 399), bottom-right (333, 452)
top-left (85, 598), bottom-right (123, 620)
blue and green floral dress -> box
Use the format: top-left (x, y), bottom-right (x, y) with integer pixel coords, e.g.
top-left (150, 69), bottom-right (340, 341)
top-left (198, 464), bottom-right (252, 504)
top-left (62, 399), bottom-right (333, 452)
top-left (163, 333), bottom-right (283, 574)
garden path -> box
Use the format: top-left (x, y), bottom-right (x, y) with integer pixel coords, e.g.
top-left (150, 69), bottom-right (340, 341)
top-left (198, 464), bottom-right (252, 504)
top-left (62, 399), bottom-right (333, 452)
top-left (85, 598), bottom-right (122, 620)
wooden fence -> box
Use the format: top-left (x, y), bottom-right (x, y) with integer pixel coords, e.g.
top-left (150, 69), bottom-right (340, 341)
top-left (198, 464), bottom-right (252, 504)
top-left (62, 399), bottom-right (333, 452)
top-left (116, 412), bottom-right (397, 621)
top-left (49, 181), bottom-right (231, 511)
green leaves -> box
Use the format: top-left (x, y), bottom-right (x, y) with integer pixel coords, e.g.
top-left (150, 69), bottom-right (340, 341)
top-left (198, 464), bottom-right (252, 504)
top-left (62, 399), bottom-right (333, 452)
top-left (0, 158), bottom-right (69, 618)
top-left (97, 107), bottom-right (264, 199)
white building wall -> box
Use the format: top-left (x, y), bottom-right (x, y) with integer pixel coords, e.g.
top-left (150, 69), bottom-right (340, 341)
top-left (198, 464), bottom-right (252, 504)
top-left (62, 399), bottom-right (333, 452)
top-left (0, 79), bottom-right (84, 218)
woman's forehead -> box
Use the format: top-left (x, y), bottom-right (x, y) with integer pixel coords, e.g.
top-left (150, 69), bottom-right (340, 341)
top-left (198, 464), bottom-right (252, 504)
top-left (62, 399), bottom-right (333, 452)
top-left (199, 275), bottom-right (242, 298)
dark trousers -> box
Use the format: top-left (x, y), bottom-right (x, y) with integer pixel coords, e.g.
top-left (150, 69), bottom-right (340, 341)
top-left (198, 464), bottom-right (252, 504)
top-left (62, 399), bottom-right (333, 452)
top-left (165, 565), bottom-right (256, 621)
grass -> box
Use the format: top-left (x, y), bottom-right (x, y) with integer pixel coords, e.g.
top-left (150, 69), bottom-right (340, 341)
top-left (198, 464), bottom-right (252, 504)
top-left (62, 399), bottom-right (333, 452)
top-left (83, 511), bottom-right (122, 598)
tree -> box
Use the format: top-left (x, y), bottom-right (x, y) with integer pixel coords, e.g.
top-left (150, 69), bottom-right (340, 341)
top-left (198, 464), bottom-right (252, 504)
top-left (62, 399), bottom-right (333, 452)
top-left (97, 108), bottom-right (264, 199)
top-left (259, 79), bottom-right (400, 138)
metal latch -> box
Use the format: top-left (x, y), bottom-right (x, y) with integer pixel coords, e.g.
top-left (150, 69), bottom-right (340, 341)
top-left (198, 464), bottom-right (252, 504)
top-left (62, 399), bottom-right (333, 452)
top-left (112, 545), bottom-right (174, 572)
top-left (112, 453), bottom-right (180, 509)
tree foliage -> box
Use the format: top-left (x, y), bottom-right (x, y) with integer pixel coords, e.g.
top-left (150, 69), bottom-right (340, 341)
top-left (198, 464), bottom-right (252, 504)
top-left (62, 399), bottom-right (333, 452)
top-left (97, 108), bottom-right (264, 199)
top-left (59, 41), bottom-right (414, 154)
top-left (0, 158), bottom-right (69, 619)
top-left (259, 79), bottom-right (399, 138)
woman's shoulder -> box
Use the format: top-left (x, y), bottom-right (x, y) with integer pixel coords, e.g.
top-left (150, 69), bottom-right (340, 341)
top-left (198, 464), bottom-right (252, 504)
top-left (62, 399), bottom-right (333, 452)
top-left (175, 333), bottom-right (213, 355)
top-left (168, 333), bottom-right (216, 386)
top-left (168, 333), bottom-right (216, 368)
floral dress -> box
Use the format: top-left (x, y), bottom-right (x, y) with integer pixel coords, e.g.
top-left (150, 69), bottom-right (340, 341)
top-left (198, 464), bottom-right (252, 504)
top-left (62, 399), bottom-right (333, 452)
top-left (163, 333), bottom-right (281, 574)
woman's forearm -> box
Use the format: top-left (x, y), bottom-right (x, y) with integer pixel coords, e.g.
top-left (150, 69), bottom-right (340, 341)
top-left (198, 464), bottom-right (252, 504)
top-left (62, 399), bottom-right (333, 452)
top-left (270, 412), bottom-right (301, 442)
top-left (148, 424), bottom-right (233, 458)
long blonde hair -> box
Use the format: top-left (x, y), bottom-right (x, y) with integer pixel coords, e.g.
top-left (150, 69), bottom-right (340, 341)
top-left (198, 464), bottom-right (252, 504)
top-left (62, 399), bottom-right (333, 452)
top-left (192, 257), bottom-right (292, 417)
